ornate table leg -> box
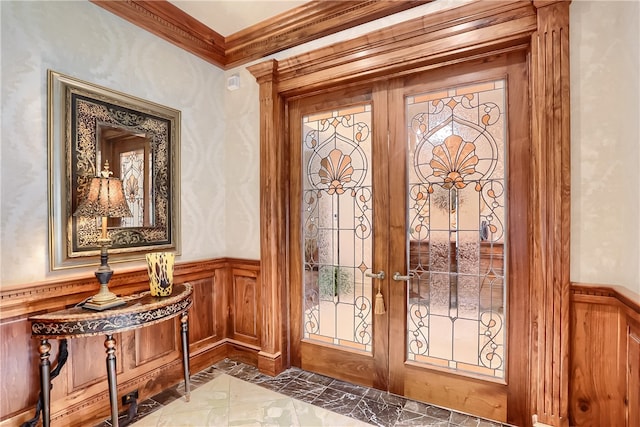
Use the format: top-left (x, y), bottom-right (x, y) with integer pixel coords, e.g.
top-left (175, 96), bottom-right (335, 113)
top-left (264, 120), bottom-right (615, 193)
top-left (39, 339), bottom-right (51, 427)
top-left (105, 335), bottom-right (119, 427)
top-left (180, 311), bottom-right (191, 401)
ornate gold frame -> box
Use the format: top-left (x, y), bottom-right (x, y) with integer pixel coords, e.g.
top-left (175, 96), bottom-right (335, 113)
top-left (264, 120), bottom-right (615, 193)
top-left (48, 70), bottom-right (181, 270)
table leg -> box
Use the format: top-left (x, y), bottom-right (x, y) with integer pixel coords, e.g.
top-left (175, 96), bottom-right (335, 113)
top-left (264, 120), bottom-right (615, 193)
top-left (105, 335), bottom-right (119, 427)
top-left (38, 339), bottom-right (51, 427)
top-left (180, 311), bottom-right (191, 402)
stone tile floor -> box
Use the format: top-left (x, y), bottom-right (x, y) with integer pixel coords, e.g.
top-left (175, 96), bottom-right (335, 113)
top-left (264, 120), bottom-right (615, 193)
top-left (96, 359), bottom-right (512, 427)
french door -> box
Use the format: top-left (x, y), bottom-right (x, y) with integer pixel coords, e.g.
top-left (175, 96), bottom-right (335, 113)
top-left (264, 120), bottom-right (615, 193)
top-left (289, 51), bottom-right (530, 422)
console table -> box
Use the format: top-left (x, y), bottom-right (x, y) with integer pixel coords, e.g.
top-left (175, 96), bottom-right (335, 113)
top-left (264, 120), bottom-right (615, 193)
top-left (29, 283), bottom-right (193, 427)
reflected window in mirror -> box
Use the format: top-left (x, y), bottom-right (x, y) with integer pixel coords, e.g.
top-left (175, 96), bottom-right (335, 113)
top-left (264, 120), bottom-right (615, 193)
top-left (98, 123), bottom-right (153, 229)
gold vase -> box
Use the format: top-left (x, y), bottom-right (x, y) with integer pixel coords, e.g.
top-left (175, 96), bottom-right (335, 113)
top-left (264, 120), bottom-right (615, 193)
top-left (146, 252), bottom-right (175, 297)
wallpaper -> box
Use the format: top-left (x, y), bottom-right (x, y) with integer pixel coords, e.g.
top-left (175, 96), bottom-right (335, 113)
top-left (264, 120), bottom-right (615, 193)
top-left (1, 1), bottom-right (638, 297)
top-left (0, 1), bottom-right (232, 286)
top-left (569, 0), bottom-right (640, 295)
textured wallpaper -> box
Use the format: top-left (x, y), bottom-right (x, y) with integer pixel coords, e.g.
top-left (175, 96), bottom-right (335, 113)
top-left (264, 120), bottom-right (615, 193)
top-left (1, 1), bottom-right (230, 286)
top-left (2, 1), bottom-right (638, 297)
top-left (570, 0), bottom-right (640, 295)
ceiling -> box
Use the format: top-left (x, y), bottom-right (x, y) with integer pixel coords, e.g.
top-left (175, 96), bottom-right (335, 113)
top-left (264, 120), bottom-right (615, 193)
top-left (169, 0), bottom-right (308, 37)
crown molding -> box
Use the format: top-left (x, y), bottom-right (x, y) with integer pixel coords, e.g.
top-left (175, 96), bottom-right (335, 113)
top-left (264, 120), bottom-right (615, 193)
top-left (90, 0), bottom-right (430, 70)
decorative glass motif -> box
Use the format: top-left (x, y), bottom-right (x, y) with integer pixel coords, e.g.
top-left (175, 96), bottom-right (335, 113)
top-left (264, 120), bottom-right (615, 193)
top-left (119, 149), bottom-right (146, 228)
top-left (302, 105), bottom-right (373, 353)
top-left (406, 80), bottom-right (506, 378)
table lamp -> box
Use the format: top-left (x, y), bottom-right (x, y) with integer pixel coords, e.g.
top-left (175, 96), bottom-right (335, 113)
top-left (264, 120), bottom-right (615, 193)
top-left (74, 161), bottom-right (132, 310)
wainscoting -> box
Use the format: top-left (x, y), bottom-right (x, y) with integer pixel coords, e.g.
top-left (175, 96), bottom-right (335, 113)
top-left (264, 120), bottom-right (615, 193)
top-left (1, 261), bottom-right (638, 426)
top-left (570, 283), bottom-right (640, 427)
top-left (0, 258), bottom-right (260, 427)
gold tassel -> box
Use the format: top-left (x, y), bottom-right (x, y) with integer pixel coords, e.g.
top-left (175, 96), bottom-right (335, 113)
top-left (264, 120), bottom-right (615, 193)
top-left (374, 282), bottom-right (386, 315)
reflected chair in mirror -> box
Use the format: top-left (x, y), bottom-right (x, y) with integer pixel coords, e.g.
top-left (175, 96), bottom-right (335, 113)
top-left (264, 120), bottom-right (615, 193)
top-left (73, 161), bottom-right (132, 310)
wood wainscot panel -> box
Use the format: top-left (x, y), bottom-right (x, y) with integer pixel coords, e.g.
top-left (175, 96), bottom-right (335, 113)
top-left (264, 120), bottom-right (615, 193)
top-left (570, 283), bottom-right (640, 427)
top-left (0, 317), bottom-right (44, 420)
top-left (187, 276), bottom-right (220, 352)
top-left (229, 267), bottom-right (260, 346)
top-left (69, 334), bottom-right (124, 391)
top-left (135, 319), bottom-right (179, 366)
top-left (0, 259), bottom-right (231, 427)
top-left (225, 259), bottom-right (263, 370)
top-left (629, 319), bottom-right (640, 427)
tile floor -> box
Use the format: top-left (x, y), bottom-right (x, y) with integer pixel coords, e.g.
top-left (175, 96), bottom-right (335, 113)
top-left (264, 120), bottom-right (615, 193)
top-left (96, 359), bottom-right (512, 427)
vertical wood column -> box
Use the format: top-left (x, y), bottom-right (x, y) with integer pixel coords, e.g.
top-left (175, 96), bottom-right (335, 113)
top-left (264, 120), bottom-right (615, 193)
top-left (248, 60), bottom-right (287, 376)
top-left (530, 2), bottom-right (571, 425)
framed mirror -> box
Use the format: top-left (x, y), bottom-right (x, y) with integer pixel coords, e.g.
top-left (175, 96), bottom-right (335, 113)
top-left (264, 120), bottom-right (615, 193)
top-left (48, 70), bottom-right (181, 270)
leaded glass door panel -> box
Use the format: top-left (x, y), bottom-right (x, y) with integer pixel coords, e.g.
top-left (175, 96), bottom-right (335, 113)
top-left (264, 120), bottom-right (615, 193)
top-left (289, 52), bottom-right (530, 422)
top-left (387, 52), bottom-right (530, 421)
top-left (289, 86), bottom-right (390, 390)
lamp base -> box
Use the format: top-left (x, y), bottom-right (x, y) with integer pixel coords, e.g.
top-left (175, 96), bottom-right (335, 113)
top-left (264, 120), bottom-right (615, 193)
top-left (81, 265), bottom-right (126, 311)
top-left (83, 296), bottom-right (126, 311)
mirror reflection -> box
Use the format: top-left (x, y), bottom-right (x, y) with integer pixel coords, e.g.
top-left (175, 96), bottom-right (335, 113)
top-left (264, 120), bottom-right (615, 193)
top-left (48, 70), bottom-right (181, 270)
top-left (97, 123), bottom-right (154, 228)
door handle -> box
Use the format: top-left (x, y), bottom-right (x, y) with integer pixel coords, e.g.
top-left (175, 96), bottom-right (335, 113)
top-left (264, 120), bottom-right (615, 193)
top-left (365, 270), bottom-right (386, 280)
top-left (392, 272), bottom-right (414, 281)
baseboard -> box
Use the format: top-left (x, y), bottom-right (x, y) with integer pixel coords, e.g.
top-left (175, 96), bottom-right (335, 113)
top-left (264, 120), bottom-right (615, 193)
top-left (258, 350), bottom-right (284, 376)
top-left (532, 414), bottom-right (555, 427)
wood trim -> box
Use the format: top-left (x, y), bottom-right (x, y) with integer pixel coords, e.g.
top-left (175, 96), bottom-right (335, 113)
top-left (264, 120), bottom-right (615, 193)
top-left (0, 257), bottom-right (260, 426)
top-left (0, 258), bottom-right (225, 320)
top-left (252, 60), bottom-right (289, 377)
top-left (571, 282), bottom-right (640, 314)
top-left (250, 1), bottom-right (571, 425)
top-left (90, 0), bottom-right (429, 70)
top-left (90, 0), bottom-right (226, 67)
top-left (570, 282), bottom-right (640, 426)
top-left (273, 1), bottom-right (537, 95)
top-left (530, 2), bottom-right (572, 425)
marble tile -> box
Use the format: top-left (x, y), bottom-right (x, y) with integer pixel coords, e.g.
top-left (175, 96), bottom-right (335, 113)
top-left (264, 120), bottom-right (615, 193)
top-left (292, 399), bottom-right (373, 427)
top-left (311, 385), bottom-right (362, 416)
top-left (350, 397), bottom-right (403, 427)
top-left (363, 388), bottom-right (407, 407)
top-left (403, 400), bottom-right (452, 422)
top-left (327, 379), bottom-right (370, 397)
top-left (280, 377), bottom-right (328, 402)
top-left (99, 361), bottom-right (511, 427)
top-left (295, 370), bottom-right (335, 387)
top-left (253, 368), bottom-right (300, 392)
top-left (395, 410), bottom-right (451, 427)
top-left (227, 397), bottom-right (299, 426)
top-left (226, 362), bottom-right (262, 381)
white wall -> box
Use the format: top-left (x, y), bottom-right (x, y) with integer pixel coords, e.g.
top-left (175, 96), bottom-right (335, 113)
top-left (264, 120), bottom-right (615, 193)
top-left (570, 0), bottom-right (640, 295)
top-left (0, 1), bottom-right (228, 286)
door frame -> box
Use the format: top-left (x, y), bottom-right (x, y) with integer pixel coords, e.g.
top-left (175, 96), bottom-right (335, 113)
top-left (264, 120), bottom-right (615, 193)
top-left (248, 2), bottom-right (570, 426)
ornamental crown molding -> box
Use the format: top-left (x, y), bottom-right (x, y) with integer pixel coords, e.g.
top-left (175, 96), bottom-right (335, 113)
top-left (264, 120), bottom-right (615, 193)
top-left (90, 0), bottom-right (430, 70)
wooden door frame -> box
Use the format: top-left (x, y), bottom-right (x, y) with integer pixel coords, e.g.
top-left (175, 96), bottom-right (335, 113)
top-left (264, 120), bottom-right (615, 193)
top-left (248, 1), bottom-right (571, 425)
